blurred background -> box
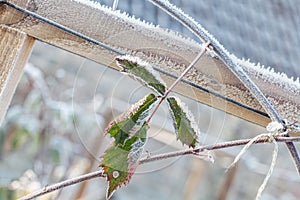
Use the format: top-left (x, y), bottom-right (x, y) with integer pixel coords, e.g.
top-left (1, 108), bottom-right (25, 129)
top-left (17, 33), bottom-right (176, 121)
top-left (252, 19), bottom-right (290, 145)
top-left (0, 0), bottom-right (299, 199)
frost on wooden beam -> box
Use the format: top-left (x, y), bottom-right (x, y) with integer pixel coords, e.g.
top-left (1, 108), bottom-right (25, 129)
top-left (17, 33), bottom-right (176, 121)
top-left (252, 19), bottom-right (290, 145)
top-left (0, 0), bottom-right (299, 126)
top-left (0, 25), bottom-right (35, 124)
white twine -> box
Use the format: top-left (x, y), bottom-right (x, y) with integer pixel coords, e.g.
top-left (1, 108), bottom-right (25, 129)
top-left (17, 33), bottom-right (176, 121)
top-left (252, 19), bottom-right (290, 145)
top-left (227, 133), bottom-right (270, 170)
top-left (226, 132), bottom-right (279, 200)
top-left (255, 137), bottom-right (278, 200)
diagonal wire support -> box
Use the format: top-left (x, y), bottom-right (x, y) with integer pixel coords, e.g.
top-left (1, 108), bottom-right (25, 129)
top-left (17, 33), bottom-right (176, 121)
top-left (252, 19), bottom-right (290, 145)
top-left (148, 0), bottom-right (282, 124)
top-left (148, 0), bottom-right (300, 175)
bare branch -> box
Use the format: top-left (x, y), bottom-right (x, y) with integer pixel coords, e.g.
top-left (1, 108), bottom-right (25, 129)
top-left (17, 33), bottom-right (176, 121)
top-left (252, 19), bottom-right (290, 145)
top-left (18, 136), bottom-right (300, 200)
top-left (18, 171), bottom-right (105, 200)
top-left (140, 136), bottom-right (300, 165)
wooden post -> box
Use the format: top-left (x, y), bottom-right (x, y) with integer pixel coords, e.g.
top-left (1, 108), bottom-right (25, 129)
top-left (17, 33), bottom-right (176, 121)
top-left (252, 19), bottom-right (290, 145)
top-left (0, 25), bottom-right (35, 124)
top-left (0, 0), bottom-right (299, 126)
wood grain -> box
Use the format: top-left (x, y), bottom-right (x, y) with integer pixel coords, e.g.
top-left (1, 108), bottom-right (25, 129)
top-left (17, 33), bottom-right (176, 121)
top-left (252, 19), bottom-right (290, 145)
top-left (0, 25), bottom-right (35, 124)
top-left (0, 0), bottom-right (299, 126)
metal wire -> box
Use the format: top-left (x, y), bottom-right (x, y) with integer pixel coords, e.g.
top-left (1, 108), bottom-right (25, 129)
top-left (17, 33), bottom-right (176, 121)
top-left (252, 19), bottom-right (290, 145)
top-left (0, 1), bottom-right (269, 119)
top-left (1, 1), bottom-right (125, 55)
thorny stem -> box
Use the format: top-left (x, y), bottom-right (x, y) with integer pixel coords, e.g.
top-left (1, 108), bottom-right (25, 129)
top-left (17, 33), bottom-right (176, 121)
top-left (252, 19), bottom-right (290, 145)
top-left (19, 136), bottom-right (300, 200)
top-left (146, 42), bottom-right (210, 124)
top-left (148, 0), bottom-right (300, 176)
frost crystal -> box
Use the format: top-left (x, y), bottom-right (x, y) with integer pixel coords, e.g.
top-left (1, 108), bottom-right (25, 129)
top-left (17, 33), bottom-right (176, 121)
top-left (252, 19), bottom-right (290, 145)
top-left (116, 55), bottom-right (167, 95)
top-left (236, 56), bottom-right (300, 94)
top-left (128, 139), bottom-right (145, 164)
top-left (167, 96), bottom-right (200, 147)
top-left (171, 96), bottom-right (201, 135)
top-left (266, 121), bottom-right (284, 132)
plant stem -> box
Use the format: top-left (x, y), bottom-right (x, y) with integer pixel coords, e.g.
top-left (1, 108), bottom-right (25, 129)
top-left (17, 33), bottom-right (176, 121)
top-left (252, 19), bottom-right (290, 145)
top-left (148, 0), bottom-right (300, 176)
top-left (140, 136), bottom-right (300, 164)
top-left (18, 136), bottom-right (300, 200)
top-left (18, 171), bottom-right (105, 200)
top-left (146, 42), bottom-right (210, 124)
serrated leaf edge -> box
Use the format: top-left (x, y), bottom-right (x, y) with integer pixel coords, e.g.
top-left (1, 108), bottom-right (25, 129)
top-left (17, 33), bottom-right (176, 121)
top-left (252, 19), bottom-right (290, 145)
top-left (167, 96), bottom-right (200, 147)
top-left (105, 94), bottom-right (157, 136)
top-left (101, 123), bottom-right (149, 199)
top-left (115, 55), bottom-right (167, 95)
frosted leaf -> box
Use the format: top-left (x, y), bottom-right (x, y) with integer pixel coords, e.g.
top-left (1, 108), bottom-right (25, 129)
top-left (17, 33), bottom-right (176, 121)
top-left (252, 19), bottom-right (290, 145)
top-left (105, 93), bottom-right (157, 145)
top-left (116, 55), bottom-right (167, 95)
top-left (126, 123), bottom-right (148, 166)
top-left (167, 96), bottom-right (200, 148)
top-left (101, 122), bottom-right (149, 199)
top-left (101, 94), bottom-right (155, 198)
top-left (100, 146), bottom-right (130, 199)
top-left (128, 139), bottom-right (145, 164)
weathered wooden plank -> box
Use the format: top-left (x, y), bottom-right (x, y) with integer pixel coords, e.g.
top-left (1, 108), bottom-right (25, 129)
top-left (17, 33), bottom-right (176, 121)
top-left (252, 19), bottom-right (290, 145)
top-left (1, 0), bottom-right (299, 126)
top-left (0, 25), bottom-right (35, 124)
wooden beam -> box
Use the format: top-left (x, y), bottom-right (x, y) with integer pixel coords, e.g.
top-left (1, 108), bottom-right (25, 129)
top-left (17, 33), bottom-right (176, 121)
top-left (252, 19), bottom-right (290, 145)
top-left (1, 0), bottom-right (299, 126)
top-left (0, 25), bottom-right (35, 124)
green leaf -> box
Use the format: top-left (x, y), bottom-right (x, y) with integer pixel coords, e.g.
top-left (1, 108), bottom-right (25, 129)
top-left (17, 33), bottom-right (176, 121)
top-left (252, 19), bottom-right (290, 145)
top-left (115, 55), bottom-right (166, 95)
top-left (101, 146), bottom-right (130, 199)
top-left (102, 94), bottom-right (156, 199)
top-left (106, 93), bottom-right (157, 145)
top-left (101, 122), bottom-right (149, 199)
top-left (167, 97), bottom-right (200, 148)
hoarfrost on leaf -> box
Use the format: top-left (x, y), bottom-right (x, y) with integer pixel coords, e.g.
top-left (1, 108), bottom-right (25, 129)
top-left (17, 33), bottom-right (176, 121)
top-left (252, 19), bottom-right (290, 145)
top-left (116, 55), bottom-right (167, 95)
top-left (167, 96), bottom-right (200, 148)
top-left (101, 94), bottom-right (155, 199)
top-left (101, 122), bottom-right (149, 200)
top-left (105, 93), bottom-right (157, 145)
